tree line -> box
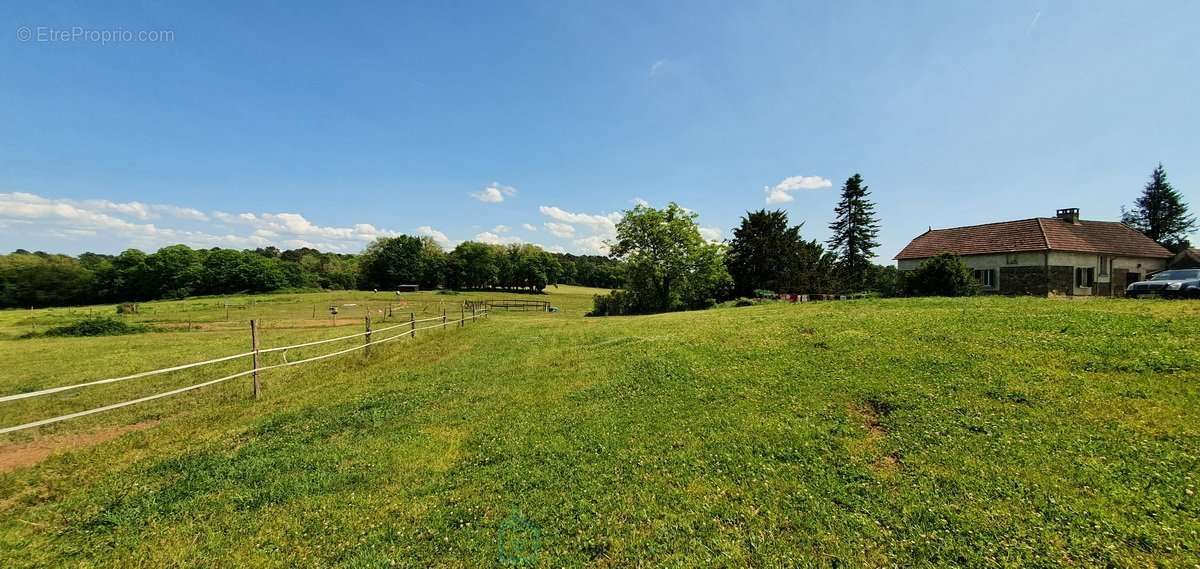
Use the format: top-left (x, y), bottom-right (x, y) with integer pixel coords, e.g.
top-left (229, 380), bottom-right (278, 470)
top-left (590, 174), bottom-right (892, 315)
top-left (0, 241), bottom-right (624, 309)
top-left (356, 236), bottom-right (621, 293)
top-left (1, 172), bottom-right (888, 312)
top-left (8, 164), bottom-right (1187, 310)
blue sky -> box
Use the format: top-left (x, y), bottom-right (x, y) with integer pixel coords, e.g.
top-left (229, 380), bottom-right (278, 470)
top-left (2, 1), bottom-right (1197, 259)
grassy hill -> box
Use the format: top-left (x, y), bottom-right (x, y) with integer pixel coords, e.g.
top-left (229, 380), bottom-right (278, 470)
top-left (1, 291), bottom-right (1198, 567)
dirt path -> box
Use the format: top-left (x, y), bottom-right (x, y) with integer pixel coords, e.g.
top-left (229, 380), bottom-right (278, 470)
top-left (0, 420), bottom-right (158, 473)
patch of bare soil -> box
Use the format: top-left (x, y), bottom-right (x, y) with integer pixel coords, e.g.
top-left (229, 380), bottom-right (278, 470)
top-left (871, 452), bottom-right (901, 475)
top-left (849, 403), bottom-right (887, 441)
top-left (848, 402), bottom-right (901, 476)
top-left (0, 420), bottom-right (158, 473)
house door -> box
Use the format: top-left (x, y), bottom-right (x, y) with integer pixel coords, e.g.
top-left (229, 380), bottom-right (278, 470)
top-left (1120, 272), bottom-right (1140, 297)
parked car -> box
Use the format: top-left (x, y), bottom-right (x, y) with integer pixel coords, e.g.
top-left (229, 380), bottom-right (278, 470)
top-left (1126, 269), bottom-right (1200, 299)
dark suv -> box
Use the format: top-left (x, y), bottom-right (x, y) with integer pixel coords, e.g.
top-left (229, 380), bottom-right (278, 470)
top-left (1126, 269), bottom-right (1200, 299)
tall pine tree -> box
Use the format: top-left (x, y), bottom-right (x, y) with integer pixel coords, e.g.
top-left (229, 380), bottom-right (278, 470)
top-left (826, 174), bottom-right (880, 291)
top-left (1122, 163), bottom-right (1195, 252)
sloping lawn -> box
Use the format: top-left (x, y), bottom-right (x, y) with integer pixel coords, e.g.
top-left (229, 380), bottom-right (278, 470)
top-left (1, 296), bottom-right (1198, 567)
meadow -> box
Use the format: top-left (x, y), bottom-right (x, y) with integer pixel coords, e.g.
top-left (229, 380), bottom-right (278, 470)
top-left (1, 289), bottom-right (1198, 567)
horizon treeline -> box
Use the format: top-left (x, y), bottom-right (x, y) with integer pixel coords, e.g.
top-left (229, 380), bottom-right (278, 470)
top-left (0, 240), bottom-right (623, 309)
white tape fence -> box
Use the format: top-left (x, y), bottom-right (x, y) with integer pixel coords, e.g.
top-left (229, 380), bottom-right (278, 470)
top-left (0, 308), bottom-right (488, 435)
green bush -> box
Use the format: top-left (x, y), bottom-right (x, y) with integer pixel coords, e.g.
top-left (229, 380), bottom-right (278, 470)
top-left (901, 253), bottom-right (980, 297)
top-left (734, 298), bottom-right (756, 307)
top-left (587, 291), bottom-right (636, 316)
top-left (25, 316), bottom-right (154, 338)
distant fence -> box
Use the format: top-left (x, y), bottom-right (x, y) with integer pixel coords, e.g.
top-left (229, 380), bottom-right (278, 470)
top-left (0, 308), bottom-right (489, 435)
top-left (775, 293), bottom-right (867, 303)
top-left (463, 299), bottom-right (550, 312)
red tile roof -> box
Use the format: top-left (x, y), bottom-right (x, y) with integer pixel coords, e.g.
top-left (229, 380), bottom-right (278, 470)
top-left (895, 217), bottom-right (1172, 260)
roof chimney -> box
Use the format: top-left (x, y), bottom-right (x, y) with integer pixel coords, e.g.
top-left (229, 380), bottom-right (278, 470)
top-left (1056, 208), bottom-right (1080, 225)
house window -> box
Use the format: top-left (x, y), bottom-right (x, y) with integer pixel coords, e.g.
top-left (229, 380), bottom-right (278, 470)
top-left (1098, 255), bottom-right (1110, 276)
top-left (1075, 267), bottom-right (1095, 288)
top-left (1005, 253), bottom-right (1019, 265)
top-left (974, 269), bottom-right (997, 289)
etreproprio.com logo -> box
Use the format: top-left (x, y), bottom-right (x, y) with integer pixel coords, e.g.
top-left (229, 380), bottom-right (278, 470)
top-left (16, 26), bottom-right (174, 44)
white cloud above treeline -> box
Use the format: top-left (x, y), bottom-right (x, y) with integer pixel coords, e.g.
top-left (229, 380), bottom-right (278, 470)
top-left (470, 182), bottom-right (517, 203)
top-left (538, 205), bottom-right (622, 254)
top-left (1, 191), bottom-right (677, 256)
top-left (764, 175), bottom-right (833, 204)
top-left (417, 225), bottom-right (457, 249)
top-left (0, 191), bottom-right (407, 253)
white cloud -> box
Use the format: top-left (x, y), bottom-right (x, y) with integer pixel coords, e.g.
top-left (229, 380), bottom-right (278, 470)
top-left (213, 211), bottom-right (258, 224)
top-left (649, 59), bottom-right (666, 77)
top-left (538, 206), bottom-right (621, 237)
top-left (213, 211), bottom-right (401, 243)
top-left (544, 221), bottom-right (576, 239)
top-left (83, 199), bottom-right (154, 220)
top-left (474, 231), bottom-right (523, 245)
top-left (19, 195), bottom-right (211, 222)
top-left (470, 182), bottom-right (517, 203)
top-left (537, 205), bottom-right (624, 254)
top-left (493, 224), bottom-right (511, 233)
top-left (416, 225), bottom-right (457, 249)
top-left (521, 223), bottom-right (537, 232)
top-left (573, 235), bottom-right (611, 255)
top-left (764, 175), bottom-right (833, 204)
top-left (631, 197), bottom-right (650, 207)
top-left (699, 226), bottom-right (723, 242)
top-left (0, 191), bottom-right (412, 253)
top-left (150, 204), bottom-right (209, 221)
top-left (0, 192), bottom-right (282, 250)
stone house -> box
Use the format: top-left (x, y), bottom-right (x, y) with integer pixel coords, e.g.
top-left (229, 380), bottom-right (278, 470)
top-left (895, 208), bottom-right (1172, 296)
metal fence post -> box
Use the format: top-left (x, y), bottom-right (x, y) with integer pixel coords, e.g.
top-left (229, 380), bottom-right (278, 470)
top-left (250, 319), bottom-right (261, 399)
top-left (364, 315), bottom-right (372, 357)
top-left (443, 308), bottom-right (447, 329)
top-left (410, 312), bottom-right (416, 337)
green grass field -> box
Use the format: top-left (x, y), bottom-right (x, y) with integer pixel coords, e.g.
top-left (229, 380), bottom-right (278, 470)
top-left (1, 290), bottom-right (1198, 567)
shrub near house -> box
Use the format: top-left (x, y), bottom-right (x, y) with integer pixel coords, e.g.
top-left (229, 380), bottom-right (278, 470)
top-left (901, 253), bottom-right (980, 297)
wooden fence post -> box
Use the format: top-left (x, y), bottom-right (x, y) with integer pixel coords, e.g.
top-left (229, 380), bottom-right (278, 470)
top-left (410, 312), bottom-right (416, 337)
top-left (460, 305), bottom-right (464, 327)
top-left (250, 319), bottom-right (261, 399)
top-left (364, 315), bottom-right (372, 357)
top-left (442, 308), bottom-right (447, 329)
